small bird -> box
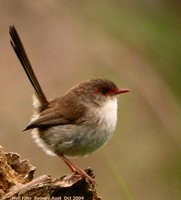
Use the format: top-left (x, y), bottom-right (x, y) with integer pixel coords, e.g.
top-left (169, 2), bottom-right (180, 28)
top-left (9, 26), bottom-right (129, 184)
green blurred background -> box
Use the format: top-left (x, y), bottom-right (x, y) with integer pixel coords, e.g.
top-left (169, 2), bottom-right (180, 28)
top-left (0, 1), bottom-right (180, 199)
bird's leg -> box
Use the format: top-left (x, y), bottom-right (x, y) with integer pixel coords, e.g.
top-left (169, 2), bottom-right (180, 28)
top-left (60, 155), bottom-right (95, 185)
top-left (60, 155), bottom-right (77, 172)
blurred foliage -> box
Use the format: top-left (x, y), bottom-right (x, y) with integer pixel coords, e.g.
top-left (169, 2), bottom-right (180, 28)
top-left (67, 0), bottom-right (181, 100)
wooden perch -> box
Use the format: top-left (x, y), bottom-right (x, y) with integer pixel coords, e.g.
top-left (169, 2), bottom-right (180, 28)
top-left (0, 146), bottom-right (101, 200)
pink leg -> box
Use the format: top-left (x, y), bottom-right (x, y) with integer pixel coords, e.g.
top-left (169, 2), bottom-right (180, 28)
top-left (60, 155), bottom-right (95, 185)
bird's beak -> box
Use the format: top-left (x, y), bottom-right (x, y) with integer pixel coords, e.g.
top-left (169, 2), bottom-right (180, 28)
top-left (113, 88), bottom-right (130, 95)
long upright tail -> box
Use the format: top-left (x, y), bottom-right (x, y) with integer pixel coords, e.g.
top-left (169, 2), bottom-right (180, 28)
top-left (9, 26), bottom-right (48, 108)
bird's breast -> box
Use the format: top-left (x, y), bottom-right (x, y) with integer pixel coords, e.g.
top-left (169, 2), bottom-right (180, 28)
top-left (95, 97), bottom-right (118, 141)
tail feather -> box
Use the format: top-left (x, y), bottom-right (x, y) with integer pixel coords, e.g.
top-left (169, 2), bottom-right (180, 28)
top-left (9, 26), bottom-right (48, 108)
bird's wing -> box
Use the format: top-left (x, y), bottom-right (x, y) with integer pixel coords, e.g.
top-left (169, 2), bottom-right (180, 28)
top-left (24, 97), bottom-right (86, 130)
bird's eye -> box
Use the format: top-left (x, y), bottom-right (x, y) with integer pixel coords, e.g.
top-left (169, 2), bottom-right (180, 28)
top-left (101, 88), bottom-right (108, 94)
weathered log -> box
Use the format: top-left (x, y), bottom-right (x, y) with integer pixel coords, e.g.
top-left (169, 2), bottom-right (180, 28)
top-left (0, 146), bottom-right (101, 200)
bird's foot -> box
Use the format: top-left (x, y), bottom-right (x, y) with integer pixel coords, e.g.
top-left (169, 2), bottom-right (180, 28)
top-left (60, 155), bottom-right (95, 187)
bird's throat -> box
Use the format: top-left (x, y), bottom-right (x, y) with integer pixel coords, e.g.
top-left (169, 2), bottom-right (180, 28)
top-left (96, 97), bottom-right (118, 136)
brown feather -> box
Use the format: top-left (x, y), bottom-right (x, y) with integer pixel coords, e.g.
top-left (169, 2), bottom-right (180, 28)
top-left (25, 95), bottom-right (87, 130)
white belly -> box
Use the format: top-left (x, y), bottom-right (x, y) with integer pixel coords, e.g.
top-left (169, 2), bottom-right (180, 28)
top-left (78, 96), bottom-right (118, 156)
